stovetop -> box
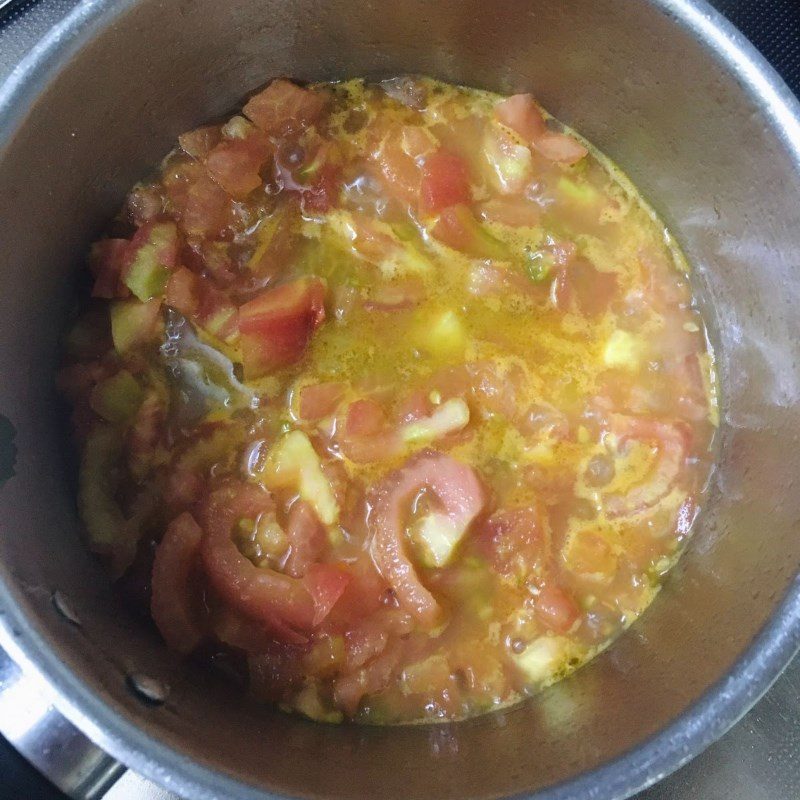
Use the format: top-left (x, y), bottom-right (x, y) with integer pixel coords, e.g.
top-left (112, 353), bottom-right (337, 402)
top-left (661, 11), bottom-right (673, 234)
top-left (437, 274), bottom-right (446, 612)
top-left (0, 1), bottom-right (798, 798)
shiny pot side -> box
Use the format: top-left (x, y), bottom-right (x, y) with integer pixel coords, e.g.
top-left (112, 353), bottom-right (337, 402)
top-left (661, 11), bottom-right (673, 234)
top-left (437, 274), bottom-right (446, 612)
top-left (0, 1), bottom-right (799, 799)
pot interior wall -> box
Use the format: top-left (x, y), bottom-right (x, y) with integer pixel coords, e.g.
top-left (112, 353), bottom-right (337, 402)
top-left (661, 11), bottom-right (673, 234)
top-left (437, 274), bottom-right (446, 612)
top-left (1, 0), bottom-right (799, 798)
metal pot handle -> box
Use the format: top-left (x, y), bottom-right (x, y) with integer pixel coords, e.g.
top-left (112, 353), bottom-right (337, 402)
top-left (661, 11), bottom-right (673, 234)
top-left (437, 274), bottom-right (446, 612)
top-left (0, 645), bottom-right (126, 799)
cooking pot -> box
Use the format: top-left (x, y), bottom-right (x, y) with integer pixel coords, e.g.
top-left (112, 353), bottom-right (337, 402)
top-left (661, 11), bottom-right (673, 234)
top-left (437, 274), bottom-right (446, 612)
top-left (1, 1), bottom-right (799, 798)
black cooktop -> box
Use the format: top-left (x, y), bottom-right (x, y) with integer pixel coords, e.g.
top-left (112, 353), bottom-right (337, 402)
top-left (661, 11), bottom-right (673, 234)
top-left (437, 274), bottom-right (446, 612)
top-left (0, 2), bottom-right (798, 799)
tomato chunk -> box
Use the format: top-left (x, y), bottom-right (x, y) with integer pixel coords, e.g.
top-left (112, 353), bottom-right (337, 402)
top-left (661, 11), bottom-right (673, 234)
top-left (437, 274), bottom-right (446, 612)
top-left (370, 451), bottom-right (486, 627)
top-left (298, 382), bottom-right (347, 421)
top-left (477, 506), bottom-right (544, 580)
top-left (304, 563), bottom-right (352, 626)
top-left (419, 150), bottom-right (471, 214)
top-left (535, 584), bottom-right (580, 633)
top-left (243, 79), bottom-right (328, 136)
top-left (90, 239), bottom-right (130, 299)
top-left (206, 133), bottom-right (271, 198)
top-left (151, 512), bottom-right (205, 653)
top-left (494, 94), bottom-right (547, 142)
top-left (239, 277), bottom-right (326, 379)
top-left (200, 482), bottom-right (316, 634)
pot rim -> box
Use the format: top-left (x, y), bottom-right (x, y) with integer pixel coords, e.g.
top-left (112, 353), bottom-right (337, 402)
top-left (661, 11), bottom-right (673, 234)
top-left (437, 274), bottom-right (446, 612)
top-left (1, 1), bottom-right (799, 798)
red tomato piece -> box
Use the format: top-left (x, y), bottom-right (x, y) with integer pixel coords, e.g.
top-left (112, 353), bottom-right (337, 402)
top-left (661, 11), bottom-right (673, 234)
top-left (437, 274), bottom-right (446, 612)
top-left (243, 78), bottom-right (329, 136)
top-left (493, 94), bottom-right (547, 142)
top-left (200, 482), bottom-right (316, 635)
top-left (363, 277), bottom-right (425, 312)
top-left (178, 125), bottom-right (222, 160)
top-left (604, 415), bottom-right (691, 518)
top-left (298, 381), bottom-right (347, 421)
top-left (477, 197), bottom-right (541, 228)
top-left (370, 123), bottom-right (424, 204)
top-left (477, 506), bottom-right (544, 579)
top-left (345, 398), bottom-right (386, 437)
top-left (370, 451), bottom-right (487, 627)
top-left (432, 205), bottom-right (508, 260)
top-left (238, 277), bottom-right (326, 379)
top-left (535, 583), bottom-right (580, 633)
top-left (90, 239), bottom-right (130, 299)
top-left (304, 563), bottom-right (352, 627)
top-left (151, 512), bottom-right (205, 654)
top-left (206, 133), bottom-right (271, 199)
top-left (534, 131), bottom-right (588, 165)
top-left (553, 258), bottom-right (617, 318)
top-left (419, 149), bottom-right (471, 214)
top-left (283, 501), bottom-right (327, 579)
top-left (181, 174), bottom-right (233, 238)
top-left (165, 267), bottom-right (201, 317)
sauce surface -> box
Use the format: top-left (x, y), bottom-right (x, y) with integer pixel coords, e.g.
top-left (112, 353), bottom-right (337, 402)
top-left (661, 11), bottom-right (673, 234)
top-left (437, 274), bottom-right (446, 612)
top-left (59, 76), bottom-right (717, 724)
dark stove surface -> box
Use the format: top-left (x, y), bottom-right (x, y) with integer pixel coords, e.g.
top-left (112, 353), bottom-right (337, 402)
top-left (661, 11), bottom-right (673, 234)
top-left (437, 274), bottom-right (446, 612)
top-left (0, 1), bottom-right (798, 798)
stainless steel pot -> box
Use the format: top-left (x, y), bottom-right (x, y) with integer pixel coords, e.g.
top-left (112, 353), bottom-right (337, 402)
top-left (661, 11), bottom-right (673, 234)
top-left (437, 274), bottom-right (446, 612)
top-left (0, 1), bottom-right (799, 798)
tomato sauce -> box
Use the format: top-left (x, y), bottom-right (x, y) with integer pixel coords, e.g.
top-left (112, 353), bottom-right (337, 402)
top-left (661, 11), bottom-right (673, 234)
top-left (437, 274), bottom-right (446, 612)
top-left (60, 76), bottom-right (717, 723)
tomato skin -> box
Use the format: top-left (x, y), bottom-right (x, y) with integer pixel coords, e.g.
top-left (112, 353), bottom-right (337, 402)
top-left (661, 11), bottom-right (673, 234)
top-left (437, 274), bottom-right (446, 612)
top-left (239, 277), bottom-right (326, 379)
top-left (243, 79), bottom-right (328, 136)
top-left (151, 512), bottom-right (205, 653)
top-left (419, 150), bottom-right (471, 214)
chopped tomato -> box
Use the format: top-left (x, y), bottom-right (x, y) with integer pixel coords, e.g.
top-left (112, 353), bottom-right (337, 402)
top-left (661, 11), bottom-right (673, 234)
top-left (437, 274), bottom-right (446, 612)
top-left (419, 150), bottom-right (471, 214)
top-left (165, 267), bottom-right (238, 340)
top-left (181, 174), bottom-right (233, 238)
top-left (432, 204), bottom-right (509, 260)
top-left (304, 563), bottom-right (352, 626)
top-left (535, 584), bottom-right (580, 633)
top-left (604, 415), bottom-right (691, 517)
top-left (165, 267), bottom-right (200, 317)
top-left (200, 482), bottom-right (316, 634)
top-left (534, 131), bottom-right (588, 165)
top-left (243, 79), bottom-right (329, 136)
top-left (298, 382), bottom-right (347, 421)
top-left (179, 125), bottom-right (222, 160)
top-left (151, 512), bottom-right (205, 653)
top-left (206, 132), bottom-right (271, 198)
top-left (370, 122), bottom-right (424, 204)
top-left (363, 277), bottom-right (425, 312)
top-left (333, 644), bottom-right (401, 716)
top-left (89, 239), bottom-right (130, 299)
top-left (553, 258), bottom-right (617, 317)
top-left (493, 94), bottom-right (547, 142)
top-left (477, 506), bottom-right (544, 579)
top-left (283, 501), bottom-right (327, 578)
top-left (238, 277), bottom-right (326, 379)
top-left (300, 161), bottom-right (341, 214)
top-left (346, 398), bottom-right (386, 437)
top-left (477, 197), bottom-right (541, 227)
top-left (370, 451), bottom-right (486, 627)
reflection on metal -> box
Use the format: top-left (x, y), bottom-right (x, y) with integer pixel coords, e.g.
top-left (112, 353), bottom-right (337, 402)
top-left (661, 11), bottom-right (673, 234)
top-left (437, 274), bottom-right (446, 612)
top-left (0, 648), bottom-right (125, 799)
